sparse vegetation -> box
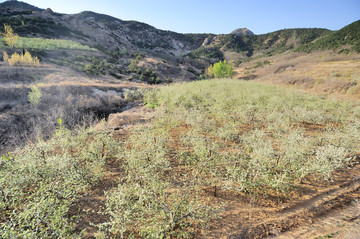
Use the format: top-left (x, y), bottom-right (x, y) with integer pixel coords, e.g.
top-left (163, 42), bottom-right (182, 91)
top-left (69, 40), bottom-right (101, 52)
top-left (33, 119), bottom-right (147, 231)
top-left (252, 59), bottom-right (271, 68)
top-left (141, 79), bottom-right (359, 196)
top-left (0, 2), bottom-right (360, 237)
top-left (1, 78), bottom-right (360, 237)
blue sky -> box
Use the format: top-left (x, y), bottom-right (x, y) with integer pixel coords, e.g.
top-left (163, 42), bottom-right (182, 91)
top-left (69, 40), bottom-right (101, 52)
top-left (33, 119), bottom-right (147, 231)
top-left (2, 0), bottom-right (359, 34)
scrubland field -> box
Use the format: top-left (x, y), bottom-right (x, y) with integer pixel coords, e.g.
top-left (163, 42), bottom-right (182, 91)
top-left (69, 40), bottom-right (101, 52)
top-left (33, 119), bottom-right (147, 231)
top-left (1, 4), bottom-right (360, 238)
top-left (2, 79), bottom-right (360, 238)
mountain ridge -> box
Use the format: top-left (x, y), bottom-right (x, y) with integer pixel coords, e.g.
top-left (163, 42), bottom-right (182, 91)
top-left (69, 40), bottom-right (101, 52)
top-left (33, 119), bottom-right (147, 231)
top-left (0, 0), bottom-right (359, 82)
top-left (1, 0), bottom-right (359, 58)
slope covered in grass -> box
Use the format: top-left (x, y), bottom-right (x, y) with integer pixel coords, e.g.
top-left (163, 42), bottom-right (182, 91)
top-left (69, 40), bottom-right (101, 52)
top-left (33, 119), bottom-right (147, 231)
top-left (296, 20), bottom-right (360, 53)
top-left (0, 37), bottom-right (96, 51)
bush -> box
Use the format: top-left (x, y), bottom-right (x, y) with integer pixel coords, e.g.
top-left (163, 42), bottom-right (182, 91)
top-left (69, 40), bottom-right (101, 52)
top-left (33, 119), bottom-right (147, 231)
top-left (206, 60), bottom-right (234, 78)
top-left (3, 50), bottom-right (40, 66)
top-left (143, 79), bottom-right (359, 195)
top-left (28, 85), bottom-right (42, 106)
top-left (187, 46), bottom-right (224, 60)
top-left (0, 120), bottom-right (119, 237)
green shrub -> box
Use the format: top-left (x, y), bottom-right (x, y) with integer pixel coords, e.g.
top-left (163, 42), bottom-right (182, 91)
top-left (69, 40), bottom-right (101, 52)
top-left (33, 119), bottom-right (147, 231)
top-left (28, 85), bottom-right (42, 106)
top-left (0, 120), bottom-right (119, 237)
top-left (144, 79), bottom-right (359, 196)
top-left (187, 46), bottom-right (224, 60)
top-left (206, 60), bottom-right (234, 78)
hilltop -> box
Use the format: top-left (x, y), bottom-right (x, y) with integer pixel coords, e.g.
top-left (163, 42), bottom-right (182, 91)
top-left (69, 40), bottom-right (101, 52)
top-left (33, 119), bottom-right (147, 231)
top-left (230, 27), bottom-right (254, 36)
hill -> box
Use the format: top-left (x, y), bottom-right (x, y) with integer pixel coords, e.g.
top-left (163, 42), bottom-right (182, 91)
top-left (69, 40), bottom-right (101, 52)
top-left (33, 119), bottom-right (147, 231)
top-left (0, 0), bottom-right (40, 12)
top-left (0, 1), bottom-right (208, 55)
top-left (296, 20), bottom-right (360, 53)
top-left (188, 28), bottom-right (332, 62)
top-left (1, 1), bottom-right (359, 76)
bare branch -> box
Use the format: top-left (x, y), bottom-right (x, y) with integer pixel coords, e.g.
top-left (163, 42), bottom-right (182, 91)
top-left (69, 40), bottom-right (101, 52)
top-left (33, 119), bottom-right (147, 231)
top-left (173, 186), bottom-right (191, 217)
top-left (173, 206), bottom-right (207, 224)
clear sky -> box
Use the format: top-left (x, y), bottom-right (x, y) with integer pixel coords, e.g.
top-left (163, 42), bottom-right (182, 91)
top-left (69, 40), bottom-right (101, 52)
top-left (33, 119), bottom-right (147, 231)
top-left (1, 0), bottom-right (359, 34)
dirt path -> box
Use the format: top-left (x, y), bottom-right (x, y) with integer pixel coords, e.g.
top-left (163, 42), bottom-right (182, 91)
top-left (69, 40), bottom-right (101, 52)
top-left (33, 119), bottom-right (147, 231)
top-left (204, 161), bottom-right (360, 239)
top-left (273, 200), bottom-right (360, 239)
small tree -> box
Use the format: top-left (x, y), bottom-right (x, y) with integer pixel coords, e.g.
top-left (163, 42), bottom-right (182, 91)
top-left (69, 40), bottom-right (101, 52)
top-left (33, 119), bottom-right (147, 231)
top-left (28, 85), bottom-right (42, 106)
top-left (3, 51), bottom-right (9, 62)
top-left (206, 60), bottom-right (234, 79)
top-left (1, 24), bottom-right (19, 48)
top-left (205, 64), bottom-right (213, 78)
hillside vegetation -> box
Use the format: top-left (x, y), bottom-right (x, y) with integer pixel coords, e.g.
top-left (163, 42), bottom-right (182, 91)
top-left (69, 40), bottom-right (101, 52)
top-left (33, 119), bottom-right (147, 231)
top-left (189, 28), bottom-right (332, 61)
top-left (1, 1), bottom-right (359, 84)
top-left (296, 20), bottom-right (360, 53)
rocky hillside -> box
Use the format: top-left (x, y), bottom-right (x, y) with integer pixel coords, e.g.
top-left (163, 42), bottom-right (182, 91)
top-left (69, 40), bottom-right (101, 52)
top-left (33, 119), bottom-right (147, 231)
top-left (0, 1), bottom-right (209, 56)
top-left (1, 0), bottom-right (359, 78)
top-left (188, 28), bottom-right (332, 62)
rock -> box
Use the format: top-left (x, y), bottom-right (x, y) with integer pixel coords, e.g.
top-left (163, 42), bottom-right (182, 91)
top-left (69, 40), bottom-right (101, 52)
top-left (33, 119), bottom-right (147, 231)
top-left (202, 37), bottom-right (212, 46)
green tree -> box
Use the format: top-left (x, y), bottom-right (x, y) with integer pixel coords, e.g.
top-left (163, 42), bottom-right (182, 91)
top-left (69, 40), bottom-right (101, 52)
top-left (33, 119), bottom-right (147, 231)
top-left (206, 60), bottom-right (234, 78)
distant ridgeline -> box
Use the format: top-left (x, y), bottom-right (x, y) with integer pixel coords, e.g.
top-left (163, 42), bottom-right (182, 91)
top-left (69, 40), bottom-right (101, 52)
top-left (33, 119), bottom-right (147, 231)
top-left (0, 0), bottom-right (359, 62)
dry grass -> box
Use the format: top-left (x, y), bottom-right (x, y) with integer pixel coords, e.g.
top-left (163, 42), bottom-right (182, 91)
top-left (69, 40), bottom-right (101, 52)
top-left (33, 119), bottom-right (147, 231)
top-left (0, 61), bottom-right (152, 154)
top-left (235, 52), bottom-right (360, 101)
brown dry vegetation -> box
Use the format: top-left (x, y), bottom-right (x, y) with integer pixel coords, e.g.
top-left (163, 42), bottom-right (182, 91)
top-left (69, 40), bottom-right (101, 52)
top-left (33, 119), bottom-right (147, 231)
top-left (0, 61), bottom-right (151, 154)
top-left (235, 51), bottom-right (360, 101)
